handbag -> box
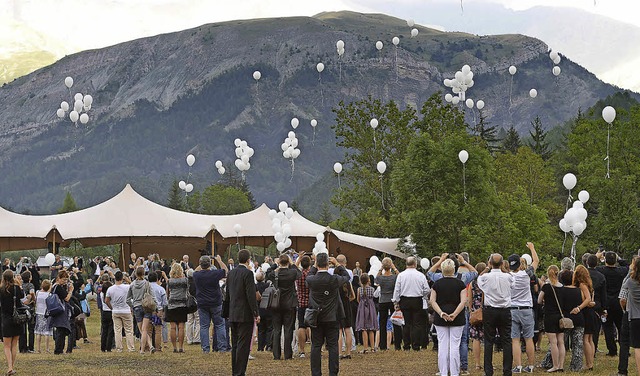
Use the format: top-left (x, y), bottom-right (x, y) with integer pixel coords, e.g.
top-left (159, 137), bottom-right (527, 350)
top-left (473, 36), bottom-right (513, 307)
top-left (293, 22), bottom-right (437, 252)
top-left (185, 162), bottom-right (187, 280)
top-left (186, 281), bottom-right (198, 314)
top-left (470, 308), bottom-right (483, 326)
top-left (304, 307), bottom-right (321, 328)
top-left (142, 281), bottom-right (157, 313)
top-left (550, 284), bottom-right (574, 330)
top-left (391, 309), bottom-right (405, 326)
top-left (267, 269), bottom-right (281, 310)
top-left (13, 286), bottom-right (30, 325)
top-left (45, 285), bottom-right (65, 317)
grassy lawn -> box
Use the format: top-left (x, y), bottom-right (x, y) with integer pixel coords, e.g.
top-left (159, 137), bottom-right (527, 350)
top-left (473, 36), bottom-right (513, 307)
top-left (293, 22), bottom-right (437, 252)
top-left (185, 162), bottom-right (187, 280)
top-left (1, 301), bottom-right (634, 375)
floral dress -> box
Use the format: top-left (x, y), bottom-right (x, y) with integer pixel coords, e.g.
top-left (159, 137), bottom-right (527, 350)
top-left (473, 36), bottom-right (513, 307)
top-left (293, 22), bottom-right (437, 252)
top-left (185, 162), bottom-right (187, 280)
top-left (469, 279), bottom-right (484, 341)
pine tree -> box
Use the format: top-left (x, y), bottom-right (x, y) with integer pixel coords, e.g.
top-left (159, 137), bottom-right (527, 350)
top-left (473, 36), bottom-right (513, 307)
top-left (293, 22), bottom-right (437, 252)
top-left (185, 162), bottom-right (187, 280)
top-left (167, 180), bottom-right (184, 210)
top-left (470, 111), bottom-right (502, 155)
top-left (527, 116), bottom-right (552, 160)
top-left (502, 125), bottom-right (521, 154)
top-left (318, 203), bottom-right (332, 225)
top-left (58, 191), bottom-right (78, 213)
top-left (220, 168), bottom-right (256, 208)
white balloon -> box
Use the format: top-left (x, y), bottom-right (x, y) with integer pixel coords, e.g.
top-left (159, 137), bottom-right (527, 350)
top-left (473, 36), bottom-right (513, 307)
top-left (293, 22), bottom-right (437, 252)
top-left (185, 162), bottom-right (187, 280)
top-left (56, 108), bottom-right (65, 118)
top-left (316, 233), bottom-right (324, 242)
top-left (277, 242), bottom-right (286, 252)
top-left (292, 149), bottom-right (301, 159)
top-left (186, 154), bottom-right (195, 167)
top-left (562, 173), bottom-right (577, 190)
top-left (565, 208), bottom-right (579, 227)
top-left (79, 113), bottom-right (89, 124)
top-left (411, 28), bottom-right (418, 37)
top-left (370, 118), bottom-right (378, 129)
top-left (240, 140), bottom-right (247, 148)
top-left (234, 138), bottom-right (241, 147)
top-left (369, 256), bottom-right (380, 266)
top-left (291, 118), bottom-right (299, 129)
top-left (476, 100), bottom-right (485, 110)
top-left (529, 89), bottom-right (538, 98)
top-left (559, 218), bottom-right (571, 233)
top-left (284, 238), bottom-right (292, 248)
top-left (185, 183), bottom-right (193, 193)
top-left (253, 71), bottom-right (261, 81)
top-left (522, 254), bottom-right (533, 266)
top-left (64, 77), bottom-right (73, 88)
top-left (69, 111), bottom-right (79, 122)
top-left (407, 19), bottom-right (415, 27)
top-left (420, 258), bottom-right (430, 270)
top-left (179, 180), bottom-right (186, 190)
top-left (278, 201), bottom-right (288, 212)
top-left (553, 56), bottom-right (561, 65)
top-left (269, 209), bottom-right (277, 219)
top-left (509, 66), bottom-right (517, 75)
top-left (444, 94), bottom-right (453, 102)
top-left (375, 41), bottom-right (383, 50)
top-left (553, 66), bottom-right (561, 76)
top-left (44, 253), bottom-right (55, 266)
top-left (316, 63), bottom-right (324, 73)
top-left (334, 162), bottom-right (343, 174)
top-left (283, 150), bottom-right (291, 159)
top-left (74, 100), bottom-right (83, 113)
top-left (285, 207), bottom-right (294, 219)
top-left (377, 161), bottom-right (387, 174)
top-left (288, 131), bottom-right (296, 139)
top-left (233, 223), bottom-right (242, 233)
top-left (218, 167), bottom-right (225, 175)
top-left (83, 94), bottom-right (93, 106)
top-left (241, 154), bottom-right (249, 163)
top-left (215, 160), bottom-right (223, 168)
top-left (549, 51), bottom-right (559, 60)
top-left (60, 101), bottom-right (69, 111)
top-left (311, 119), bottom-right (317, 127)
top-left (261, 263), bottom-right (271, 273)
top-left (74, 93), bottom-right (83, 102)
top-left (462, 65), bottom-right (471, 74)
top-left (336, 40), bottom-right (345, 49)
top-left (578, 190), bottom-right (590, 203)
top-left (572, 222), bottom-right (585, 236)
top-left (573, 201), bottom-right (584, 209)
top-left (452, 96), bottom-right (460, 105)
top-left (602, 106), bottom-right (616, 124)
top-left (458, 150), bottom-right (469, 164)
top-left (392, 37), bottom-right (399, 46)
top-left (576, 208), bottom-right (588, 222)
top-left (465, 99), bottom-right (474, 109)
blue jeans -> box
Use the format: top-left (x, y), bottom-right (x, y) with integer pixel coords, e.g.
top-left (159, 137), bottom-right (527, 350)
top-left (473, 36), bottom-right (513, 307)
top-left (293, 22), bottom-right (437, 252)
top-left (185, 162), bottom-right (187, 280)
top-left (199, 305), bottom-right (228, 352)
top-left (460, 309), bottom-right (470, 371)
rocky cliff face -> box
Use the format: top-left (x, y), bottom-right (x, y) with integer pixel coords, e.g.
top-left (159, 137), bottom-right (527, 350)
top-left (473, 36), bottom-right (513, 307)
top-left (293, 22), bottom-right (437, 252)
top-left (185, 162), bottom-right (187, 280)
top-left (0, 11), bottom-right (629, 213)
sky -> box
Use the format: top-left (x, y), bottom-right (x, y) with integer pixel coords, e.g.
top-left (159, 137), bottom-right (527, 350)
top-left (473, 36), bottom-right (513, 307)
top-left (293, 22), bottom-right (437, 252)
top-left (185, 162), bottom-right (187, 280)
top-left (2, 0), bottom-right (639, 89)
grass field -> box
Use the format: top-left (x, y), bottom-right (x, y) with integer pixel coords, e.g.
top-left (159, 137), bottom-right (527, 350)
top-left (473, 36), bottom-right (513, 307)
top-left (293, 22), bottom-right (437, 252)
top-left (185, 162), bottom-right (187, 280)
top-left (1, 301), bottom-right (635, 375)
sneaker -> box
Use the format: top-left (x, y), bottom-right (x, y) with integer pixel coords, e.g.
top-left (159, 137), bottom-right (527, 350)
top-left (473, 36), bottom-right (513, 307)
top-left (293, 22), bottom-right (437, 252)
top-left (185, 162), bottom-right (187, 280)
top-left (298, 353), bottom-right (306, 358)
top-left (523, 366), bottom-right (535, 373)
top-left (513, 366), bottom-right (523, 373)
top-left (248, 355), bottom-right (255, 360)
top-left (461, 370), bottom-right (470, 376)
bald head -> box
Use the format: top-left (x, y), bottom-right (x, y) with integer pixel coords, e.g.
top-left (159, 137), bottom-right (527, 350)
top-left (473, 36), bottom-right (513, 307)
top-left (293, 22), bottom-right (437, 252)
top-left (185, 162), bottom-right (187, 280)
top-left (336, 255), bottom-right (347, 266)
top-left (490, 254), bottom-right (503, 269)
top-left (406, 256), bottom-right (417, 268)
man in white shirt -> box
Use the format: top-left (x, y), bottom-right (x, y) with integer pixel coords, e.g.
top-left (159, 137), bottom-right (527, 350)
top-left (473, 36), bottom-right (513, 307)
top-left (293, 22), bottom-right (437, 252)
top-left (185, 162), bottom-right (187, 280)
top-left (105, 271), bottom-right (135, 352)
top-left (508, 242), bottom-right (540, 373)
top-left (392, 256), bottom-right (431, 351)
top-left (478, 254), bottom-right (515, 376)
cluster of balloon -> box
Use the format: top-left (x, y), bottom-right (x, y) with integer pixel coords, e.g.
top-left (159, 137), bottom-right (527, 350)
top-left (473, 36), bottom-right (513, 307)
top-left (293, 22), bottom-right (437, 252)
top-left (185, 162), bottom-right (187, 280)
top-left (316, 63), bottom-right (325, 106)
top-left (270, 201), bottom-right (295, 254)
top-left (443, 64), bottom-right (474, 104)
top-left (281, 130), bottom-right (301, 180)
top-left (333, 162), bottom-right (343, 188)
top-left (458, 150), bottom-right (469, 203)
top-left (215, 160), bottom-right (225, 175)
top-left (370, 118), bottom-right (379, 148)
top-left (419, 258), bottom-right (431, 270)
top-left (310, 119), bottom-right (318, 144)
top-left (368, 256), bottom-right (382, 276)
top-left (549, 50), bottom-right (561, 79)
top-left (234, 138), bottom-right (254, 180)
top-left (178, 154), bottom-right (196, 196)
top-left (377, 161), bottom-right (387, 209)
top-left (336, 40), bottom-right (345, 81)
top-left (56, 76), bottom-right (94, 127)
top-left (558, 173), bottom-right (589, 261)
top-left (313, 232), bottom-right (329, 256)
top-left (602, 106), bottom-right (616, 179)
top-left (44, 253), bottom-right (55, 266)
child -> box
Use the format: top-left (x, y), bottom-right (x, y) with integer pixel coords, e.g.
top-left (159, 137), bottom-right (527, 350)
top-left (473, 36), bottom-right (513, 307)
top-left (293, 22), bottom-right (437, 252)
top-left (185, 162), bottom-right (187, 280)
top-left (34, 279), bottom-right (53, 353)
top-left (355, 273), bottom-right (379, 353)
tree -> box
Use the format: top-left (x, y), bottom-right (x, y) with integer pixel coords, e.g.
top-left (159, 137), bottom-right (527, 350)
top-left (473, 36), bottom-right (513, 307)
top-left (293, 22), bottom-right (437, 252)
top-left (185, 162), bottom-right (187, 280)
top-left (220, 168), bottom-right (256, 208)
top-left (502, 125), bottom-right (521, 154)
top-left (318, 202), bottom-right (332, 226)
top-left (470, 111), bottom-right (502, 155)
top-left (58, 191), bottom-right (78, 213)
top-left (167, 179), bottom-right (184, 211)
top-left (190, 184), bottom-right (252, 215)
top-left (527, 116), bottom-right (552, 160)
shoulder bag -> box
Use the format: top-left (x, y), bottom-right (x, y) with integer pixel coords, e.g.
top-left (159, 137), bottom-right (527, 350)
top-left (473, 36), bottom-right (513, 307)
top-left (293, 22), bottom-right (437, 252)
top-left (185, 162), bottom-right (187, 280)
top-left (142, 281), bottom-right (158, 313)
top-left (45, 285), bottom-right (65, 317)
top-left (267, 269), bottom-right (281, 310)
top-left (469, 287), bottom-right (483, 326)
top-left (551, 285), bottom-right (573, 330)
top-left (185, 280), bottom-right (198, 314)
top-left (13, 286), bottom-right (31, 325)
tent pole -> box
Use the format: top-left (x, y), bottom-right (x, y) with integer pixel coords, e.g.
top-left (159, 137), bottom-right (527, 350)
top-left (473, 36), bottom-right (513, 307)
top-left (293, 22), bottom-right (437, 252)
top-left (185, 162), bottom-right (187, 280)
top-left (53, 231), bottom-right (56, 255)
top-left (211, 231), bottom-right (215, 257)
top-left (326, 233), bottom-right (331, 256)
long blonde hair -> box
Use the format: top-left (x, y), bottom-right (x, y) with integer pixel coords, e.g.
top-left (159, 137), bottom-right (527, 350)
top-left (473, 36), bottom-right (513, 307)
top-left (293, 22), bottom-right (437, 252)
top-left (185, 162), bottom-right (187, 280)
top-left (548, 265), bottom-right (559, 284)
top-left (169, 263), bottom-right (184, 279)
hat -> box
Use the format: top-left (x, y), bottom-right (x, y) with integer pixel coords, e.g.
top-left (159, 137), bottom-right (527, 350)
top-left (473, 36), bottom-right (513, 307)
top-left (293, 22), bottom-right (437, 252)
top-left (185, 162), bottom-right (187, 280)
top-left (508, 254), bottom-right (521, 271)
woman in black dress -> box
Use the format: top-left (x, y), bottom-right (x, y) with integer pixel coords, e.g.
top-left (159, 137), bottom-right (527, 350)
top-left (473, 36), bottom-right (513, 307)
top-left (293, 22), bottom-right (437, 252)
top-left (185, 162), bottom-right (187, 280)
top-left (538, 265), bottom-right (565, 372)
top-left (0, 269), bottom-right (25, 375)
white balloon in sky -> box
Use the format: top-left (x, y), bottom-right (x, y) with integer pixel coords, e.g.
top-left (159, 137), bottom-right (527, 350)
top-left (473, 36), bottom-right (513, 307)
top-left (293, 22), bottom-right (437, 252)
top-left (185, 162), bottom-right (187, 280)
top-left (310, 119), bottom-right (317, 127)
top-left (553, 66), bottom-right (561, 76)
top-left (179, 180), bottom-right (186, 190)
top-left (562, 173), bottom-right (577, 190)
top-left (465, 99), bottom-right (474, 109)
top-left (370, 118), bottom-right (378, 129)
top-left (392, 37), bottom-right (400, 46)
top-left (458, 150), bottom-right (469, 164)
top-left (375, 41), bottom-right (383, 50)
top-left (407, 19), bottom-right (415, 27)
top-left (186, 154), bottom-right (195, 167)
top-left (316, 63), bottom-right (324, 73)
top-left (253, 71), bottom-right (261, 80)
top-left (529, 89), bottom-right (538, 98)
top-left (334, 162), bottom-right (343, 174)
top-left (64, 77), bottom-right (73, 88)
top-left (411, 28), bottom-right (418, 37)
top-left (509, 66), bottom-right (517, 75)
top-left (336, 40), bottom-right (344, 49)
top-left (291, 118), bottom-right (299, 129)
top-left (79, 113), bottom-right (89, 124)
top-left (602, 106), bottom-right (616, 124)
top-left (185, 183), bottom-right (193, 193)
top-left (377, 161), bottom-right (387, 174)
top-left (476, 100), bottom-right (485, 110)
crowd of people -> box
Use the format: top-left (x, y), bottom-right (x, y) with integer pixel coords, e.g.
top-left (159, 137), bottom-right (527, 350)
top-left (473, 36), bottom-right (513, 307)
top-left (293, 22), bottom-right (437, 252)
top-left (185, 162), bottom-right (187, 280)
top-left (0, 245), bottom-right (639, 376)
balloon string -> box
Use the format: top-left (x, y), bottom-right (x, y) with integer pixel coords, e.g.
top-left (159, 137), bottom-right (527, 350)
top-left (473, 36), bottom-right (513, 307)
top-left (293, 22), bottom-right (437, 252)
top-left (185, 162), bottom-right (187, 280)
top-left (461, 0), bottom-right (464, 15)
top-left (290, 159), bottom-right (295, 182)
top-left (380, 175), bottom-right (385, 211)
top-left (606, 124), bottom-right (611, 179)
top-left (312, 128), bottom-right (316, 146)
top-left (570, 234), bottom-right (579, 264)
top-left (462, 163), bottom-right (467, 204)
top-left (561, 232), bottom-right (567, 255)
top-left (509, 75), bottom-right (513, 106)
top-left (319, 73), bottom-right (324, 108)
top-left (373, 130), bottom-right (377, 150)
top-left (565, 189), bottom-right (572, 212)
top-left (338, 173), bottom-right (341, 189)
top-left (395, 47), bottom-right (398, 83)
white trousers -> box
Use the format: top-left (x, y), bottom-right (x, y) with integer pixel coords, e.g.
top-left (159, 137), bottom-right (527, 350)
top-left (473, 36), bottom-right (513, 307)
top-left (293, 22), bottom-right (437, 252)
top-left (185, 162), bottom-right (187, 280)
top-left (435, 325), bottom-right (464, 376)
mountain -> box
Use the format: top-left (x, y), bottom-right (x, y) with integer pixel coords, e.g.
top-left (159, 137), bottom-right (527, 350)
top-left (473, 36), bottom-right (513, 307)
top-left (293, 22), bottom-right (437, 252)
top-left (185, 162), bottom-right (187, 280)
top-left (0, 11), bottom-right (633, 217)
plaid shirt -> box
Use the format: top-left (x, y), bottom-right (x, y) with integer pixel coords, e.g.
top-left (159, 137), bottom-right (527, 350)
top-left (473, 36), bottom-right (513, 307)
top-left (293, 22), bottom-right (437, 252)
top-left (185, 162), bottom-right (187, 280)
top-left (296, 268), bottom-right (310, 308)
top-left (619, 277), bottom-right (630, 312)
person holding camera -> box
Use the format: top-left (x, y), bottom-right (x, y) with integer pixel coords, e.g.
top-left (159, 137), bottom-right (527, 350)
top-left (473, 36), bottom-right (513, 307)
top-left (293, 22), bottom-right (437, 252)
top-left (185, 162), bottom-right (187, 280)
top-left (267, 253), bottom-right (301, 360)
top-left (595, 250), bottom-right (629, 357)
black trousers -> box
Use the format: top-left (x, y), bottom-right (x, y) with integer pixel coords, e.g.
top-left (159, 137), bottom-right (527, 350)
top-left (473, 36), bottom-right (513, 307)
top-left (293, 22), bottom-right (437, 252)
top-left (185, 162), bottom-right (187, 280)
top-left (231, 321), bottom-right (253, 376)
top-left (618, 311), bottom-right (630, 375)
top-left (593, 314), bottom-right (602, 351)
top-left (378, 302), bottom-right (403, 350)
top-left (101, 311), bottom-right (115, 352)
top-left (399, 297), bottom-right (424, 351)
top-left (257, 316), bottom-right (272, 351)
top-left (311, 320), bottom-right (339, 376)
top-left (19, 319), bottom-right (35, 352)
top-left (53, 327), bottom-right (69, 354)
top-left (67, 319), bottom-right (76, 352)
top-left (483, 307), bottom-right (513, 376)
top-left (603, 302), bottom-right (623, 355)
top-left (272, 308), bottom-right (295, 360)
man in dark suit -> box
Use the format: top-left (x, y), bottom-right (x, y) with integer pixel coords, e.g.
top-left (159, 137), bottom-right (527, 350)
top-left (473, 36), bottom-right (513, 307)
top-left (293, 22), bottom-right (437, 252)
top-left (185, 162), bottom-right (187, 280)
top-left (224, 249), bottom-right (259, 376)
top-left (306, 253), bottom-right (350, 376)
top-left (267, 254), bottom-right (301, 360)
